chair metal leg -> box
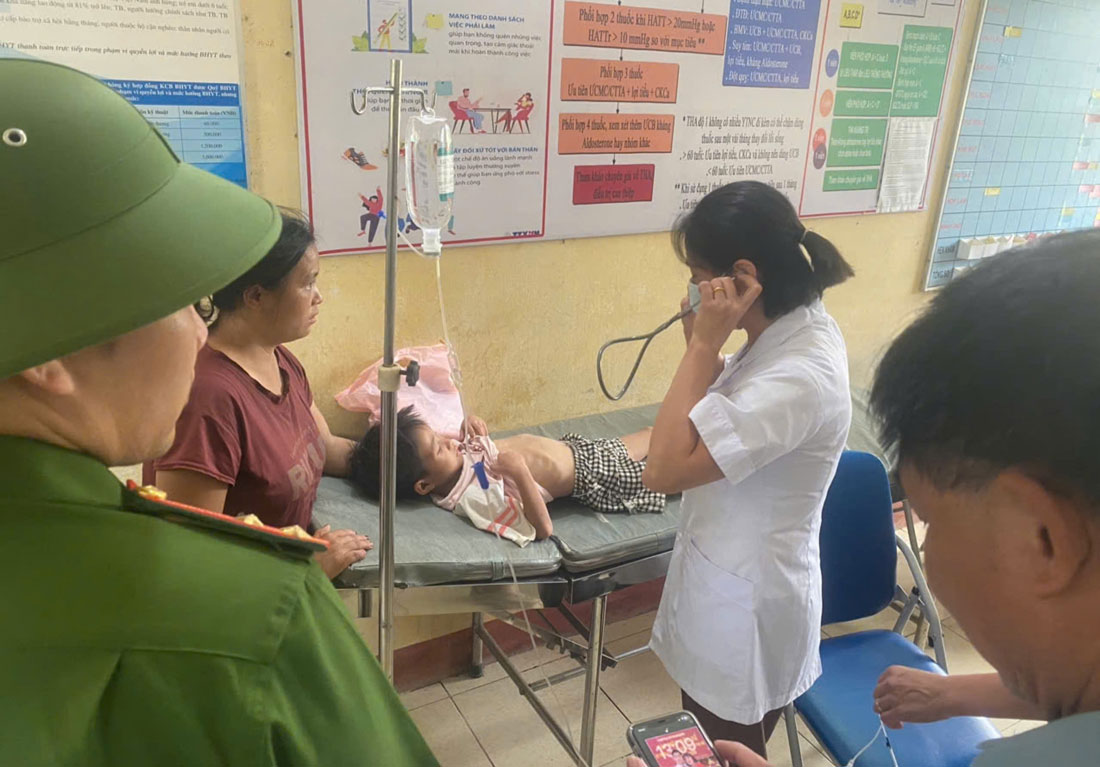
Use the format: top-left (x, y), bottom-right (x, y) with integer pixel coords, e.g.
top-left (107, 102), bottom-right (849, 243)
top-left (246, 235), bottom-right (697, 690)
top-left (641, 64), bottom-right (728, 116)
top-left (902, 500), bottom-right (922, 569)
top-left (897, 534), bottom-right (949, 671)
top-left (892, 587), bottom-right (920, 633)
top-left (901, 499), bottom-right (931, 643)
top-left (580, 596), bottom-right (608, 766)
top-left (785, 704), bottom-right (804, 767)
top-left (470, 612), bottom-right (484, 678)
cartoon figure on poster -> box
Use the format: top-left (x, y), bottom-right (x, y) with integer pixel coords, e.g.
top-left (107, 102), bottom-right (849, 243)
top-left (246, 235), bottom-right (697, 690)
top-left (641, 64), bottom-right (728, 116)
top-left (454, 87), bottom-right (486, 133)
top-left (643, 728), bottom-right (717, 767)
top-left (365, 0), bottom-right (410, 52)
top-left (354, 5), bottom-right (438, 53)
top-left (441, 80), bottom-right (536, 137)
top-left (357, 187), bottom-right (384, 243)
top-left (497, 91), bottom-right (535, 133)
top-left (343, 147), bottom-right (377, 170)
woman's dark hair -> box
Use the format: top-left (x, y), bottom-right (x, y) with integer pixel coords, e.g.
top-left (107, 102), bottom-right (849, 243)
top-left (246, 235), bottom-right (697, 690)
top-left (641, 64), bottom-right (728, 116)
top-left (349, 407), bottom-right (429, 501)
top-left (672, 181), bottom-right (854, 318)
top-left (196, 208), bottom-right (315, 326)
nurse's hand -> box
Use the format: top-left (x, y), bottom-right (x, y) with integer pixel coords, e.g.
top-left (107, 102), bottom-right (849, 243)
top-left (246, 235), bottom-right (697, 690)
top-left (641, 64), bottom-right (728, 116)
top-left (314, 525), bottom-right (373, 579)
top-left (680, 296), bottom-right (696, 344)
top-left (626, 740), bottom-right (771, 767)
top-left (690, 275), bottom-right (763, 354)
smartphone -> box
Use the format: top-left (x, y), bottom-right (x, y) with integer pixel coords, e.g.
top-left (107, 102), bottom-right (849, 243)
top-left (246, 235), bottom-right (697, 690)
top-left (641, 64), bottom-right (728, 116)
top-left (626, 710), bottom-right (722, 767)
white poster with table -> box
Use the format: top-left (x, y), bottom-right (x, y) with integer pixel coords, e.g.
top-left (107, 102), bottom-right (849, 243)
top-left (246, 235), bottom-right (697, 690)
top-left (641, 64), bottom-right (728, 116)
top-left (294, 0), bottom-right (965, 256)
top-left (0, 0), bottom-right (250, 187)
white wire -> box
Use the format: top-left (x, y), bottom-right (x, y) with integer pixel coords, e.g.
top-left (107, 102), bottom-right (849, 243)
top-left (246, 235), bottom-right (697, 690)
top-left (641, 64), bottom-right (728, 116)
top-left (502, 556), bottom-right (583, 759)
top-left (417, 230), bottom-right (586, 762)
top-left (396, 227), bottom-right (473, 447)
top-left (845, 719), bottom-right (901, 767)
top-left (433, 257), bottom-right (474, 448)
top-left (396, 226), bottom-right (426, 257)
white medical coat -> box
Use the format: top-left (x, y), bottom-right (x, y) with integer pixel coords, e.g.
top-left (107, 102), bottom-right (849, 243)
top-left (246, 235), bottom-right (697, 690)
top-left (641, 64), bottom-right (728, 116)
top-left (650, 300), bottom-right (851, 723)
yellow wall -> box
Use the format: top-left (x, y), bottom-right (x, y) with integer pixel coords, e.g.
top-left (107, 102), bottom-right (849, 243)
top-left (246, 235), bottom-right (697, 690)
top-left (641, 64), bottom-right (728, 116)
top-left (240, 0), bottom-right (982, 649)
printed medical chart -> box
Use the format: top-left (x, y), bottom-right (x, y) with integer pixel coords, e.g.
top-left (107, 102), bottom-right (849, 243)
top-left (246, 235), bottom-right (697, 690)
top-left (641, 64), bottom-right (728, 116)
top-left (927, 0), bottom-right (1100, 289)
top-left (0, 0), bottom-right (249, 187)
top-left (294, 0), bottom-right (964, 255)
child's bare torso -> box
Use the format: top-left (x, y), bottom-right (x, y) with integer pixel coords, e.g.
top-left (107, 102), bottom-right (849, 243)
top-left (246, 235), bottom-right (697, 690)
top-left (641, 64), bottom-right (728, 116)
top-left (495, 434), bottom-right (575, 498)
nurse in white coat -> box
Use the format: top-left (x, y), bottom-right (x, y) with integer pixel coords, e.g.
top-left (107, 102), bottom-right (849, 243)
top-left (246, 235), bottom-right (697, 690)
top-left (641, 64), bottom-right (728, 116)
top-left (643, 181), bottom-right (854, 760)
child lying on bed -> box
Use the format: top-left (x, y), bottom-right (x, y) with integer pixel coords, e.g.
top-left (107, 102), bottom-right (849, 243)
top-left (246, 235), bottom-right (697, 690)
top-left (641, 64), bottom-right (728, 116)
top-left (349, 407), bottom-right (665, 546)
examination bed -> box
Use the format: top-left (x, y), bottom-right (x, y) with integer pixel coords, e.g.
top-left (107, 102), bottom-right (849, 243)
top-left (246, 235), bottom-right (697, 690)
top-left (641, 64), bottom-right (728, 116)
top-left (314, 397), bottom-right (897, 767)
top-left (315, 404), bottom-right (677, 766)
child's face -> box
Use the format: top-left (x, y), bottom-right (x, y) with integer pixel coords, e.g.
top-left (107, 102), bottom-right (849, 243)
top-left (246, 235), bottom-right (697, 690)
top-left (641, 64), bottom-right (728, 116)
top-left (410, 426), bottom-right (464, 495)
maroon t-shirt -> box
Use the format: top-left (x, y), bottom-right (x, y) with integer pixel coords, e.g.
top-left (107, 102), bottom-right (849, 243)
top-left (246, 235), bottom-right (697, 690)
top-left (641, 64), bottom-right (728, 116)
top-left (146, 345), bottom-right (326, 529)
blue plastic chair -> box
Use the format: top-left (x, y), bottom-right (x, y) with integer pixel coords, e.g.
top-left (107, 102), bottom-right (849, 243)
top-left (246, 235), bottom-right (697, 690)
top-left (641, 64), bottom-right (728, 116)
top-left (785, 451), bottom-right (1000, 767)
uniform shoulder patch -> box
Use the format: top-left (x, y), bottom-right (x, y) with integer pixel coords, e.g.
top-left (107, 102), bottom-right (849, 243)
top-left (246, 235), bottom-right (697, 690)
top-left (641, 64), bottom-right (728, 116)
top-left (122, 481), bottom-right (328, 557)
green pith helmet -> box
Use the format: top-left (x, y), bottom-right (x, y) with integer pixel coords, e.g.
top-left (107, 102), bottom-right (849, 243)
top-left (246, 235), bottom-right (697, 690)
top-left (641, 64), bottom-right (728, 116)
top-left (0, 59), bottom-right (282, 378)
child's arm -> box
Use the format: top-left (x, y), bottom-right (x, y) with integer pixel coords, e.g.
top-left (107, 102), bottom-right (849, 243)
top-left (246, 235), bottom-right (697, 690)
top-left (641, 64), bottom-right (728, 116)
top-left (495, 451), bottom-right (552, 539)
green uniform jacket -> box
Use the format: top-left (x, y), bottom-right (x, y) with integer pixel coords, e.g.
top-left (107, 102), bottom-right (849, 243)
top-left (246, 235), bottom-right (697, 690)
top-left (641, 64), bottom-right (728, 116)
top-left (0, 436), bottom-right (438, 766)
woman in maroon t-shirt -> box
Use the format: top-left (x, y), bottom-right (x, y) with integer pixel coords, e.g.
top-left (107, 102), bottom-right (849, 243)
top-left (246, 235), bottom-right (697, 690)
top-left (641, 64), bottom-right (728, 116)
top-left (149, 210), bottom-right (372, 578)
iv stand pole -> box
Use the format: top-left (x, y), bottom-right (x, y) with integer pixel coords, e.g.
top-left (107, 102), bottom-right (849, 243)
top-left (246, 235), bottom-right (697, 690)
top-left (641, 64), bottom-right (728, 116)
top-left (351, 59), bottom-right (428, 680)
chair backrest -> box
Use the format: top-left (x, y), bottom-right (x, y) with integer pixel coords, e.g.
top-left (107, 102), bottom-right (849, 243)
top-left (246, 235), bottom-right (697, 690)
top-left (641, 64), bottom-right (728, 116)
top-left (846, 388), bottom-right (904, 502)
top-left (515, 105), bottom-right (533, 120)
top-left (448, 101), bottom-right (466, 119)
top-left (819, 450), bottom-right (898, 626)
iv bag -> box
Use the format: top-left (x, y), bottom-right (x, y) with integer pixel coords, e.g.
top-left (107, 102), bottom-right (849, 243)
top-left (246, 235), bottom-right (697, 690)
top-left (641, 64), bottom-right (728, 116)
top-left (404, 110), bottom-right (454, 256)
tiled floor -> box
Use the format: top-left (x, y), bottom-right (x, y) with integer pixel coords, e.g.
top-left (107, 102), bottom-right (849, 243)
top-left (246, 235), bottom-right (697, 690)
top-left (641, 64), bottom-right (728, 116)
top-left (399, 552), bottom-right (1034, 767)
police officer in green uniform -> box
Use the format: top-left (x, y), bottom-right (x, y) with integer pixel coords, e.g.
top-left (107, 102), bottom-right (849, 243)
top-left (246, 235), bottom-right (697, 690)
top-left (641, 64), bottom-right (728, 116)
top-left (0, 59), bottom-right (438, 766)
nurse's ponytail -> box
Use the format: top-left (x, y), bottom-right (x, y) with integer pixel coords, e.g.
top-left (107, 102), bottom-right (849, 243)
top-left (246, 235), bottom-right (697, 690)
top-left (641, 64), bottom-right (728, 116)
top-left (801, 228), bottom-right (854, 293)
top-left (673, 181), bottom-right (854, 318)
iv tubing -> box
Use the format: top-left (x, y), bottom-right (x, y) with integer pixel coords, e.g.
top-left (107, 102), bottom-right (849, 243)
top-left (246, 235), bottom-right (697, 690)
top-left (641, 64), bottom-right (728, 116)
top-left (434, 258), bottom-right (474, 446)
top-left (401, 227), bottom-right (585, 762)
top-left (596, 307), bottom-right (693, 401)
top-left (397, 226), bottom-right (474, 447)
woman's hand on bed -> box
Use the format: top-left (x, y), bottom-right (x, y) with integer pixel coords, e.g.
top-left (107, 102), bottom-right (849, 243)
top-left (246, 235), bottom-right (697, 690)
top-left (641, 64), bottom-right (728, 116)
top-left (313, 525), bottom-right (373, 579)
top-left (462, 415), bottom-right (490, 438)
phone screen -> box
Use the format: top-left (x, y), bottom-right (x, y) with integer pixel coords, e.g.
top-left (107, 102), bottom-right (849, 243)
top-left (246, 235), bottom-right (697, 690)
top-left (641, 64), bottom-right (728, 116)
top-left (643, 726), bottom-right (719, 767)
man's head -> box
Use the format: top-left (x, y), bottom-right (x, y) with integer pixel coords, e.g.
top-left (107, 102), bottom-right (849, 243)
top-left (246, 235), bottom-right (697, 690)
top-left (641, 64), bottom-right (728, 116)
top-left (872, 230), bottom-right (1100, 717)
top-left (350, 406), bottom-right (464, 500)
top-left (0, 59), bottom-right (280, 465)
top-left (0, 306), bottom-right (208, 465)
top-left (462, 88), bottom-right (470, 96)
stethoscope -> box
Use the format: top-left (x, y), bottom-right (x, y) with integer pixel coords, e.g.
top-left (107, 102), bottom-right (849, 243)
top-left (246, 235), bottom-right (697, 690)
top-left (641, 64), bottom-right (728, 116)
top-left (596, 274), bottom-right (758, 401)
top-left (596, 283), bottom-right (703, 401)
top-left (596, 305), bottom-right (694, 401)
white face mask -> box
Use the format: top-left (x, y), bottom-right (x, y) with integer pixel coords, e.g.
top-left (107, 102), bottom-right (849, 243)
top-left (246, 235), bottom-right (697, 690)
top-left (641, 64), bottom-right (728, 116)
top-left (687, 281), bottom-right (701, 313)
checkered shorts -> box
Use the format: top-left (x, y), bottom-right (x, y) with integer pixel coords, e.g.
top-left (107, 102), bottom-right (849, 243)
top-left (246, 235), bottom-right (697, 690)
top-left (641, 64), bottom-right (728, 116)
top-left (561, 434), bottom-right (666, 514)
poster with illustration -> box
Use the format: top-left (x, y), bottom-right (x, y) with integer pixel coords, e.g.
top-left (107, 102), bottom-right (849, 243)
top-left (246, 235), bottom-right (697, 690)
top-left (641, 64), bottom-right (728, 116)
top-left (367, 0), bottom-right (412, 53)
top-left (295, 0), bottom-right (965, 255)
